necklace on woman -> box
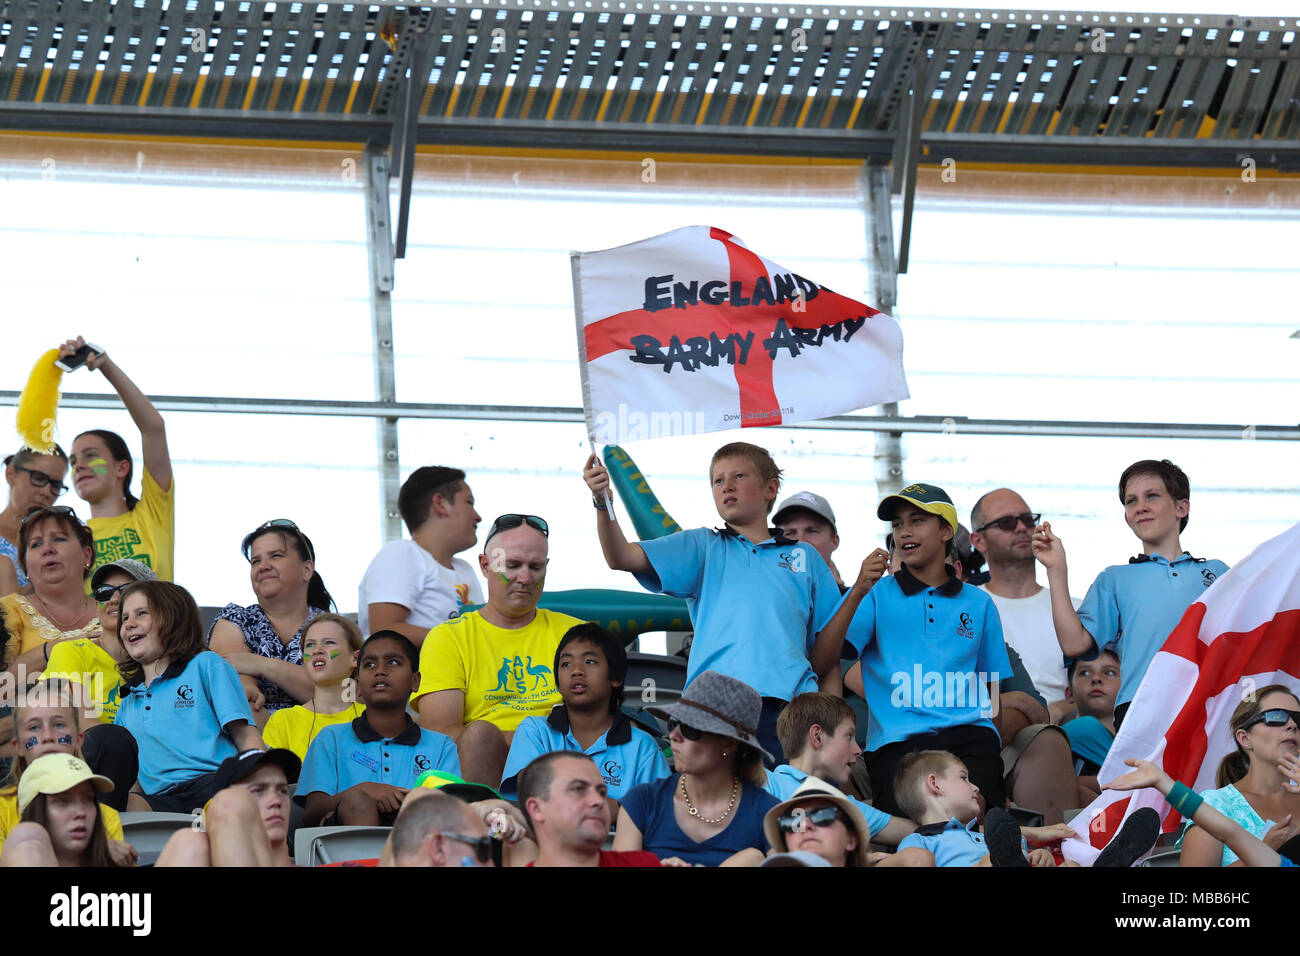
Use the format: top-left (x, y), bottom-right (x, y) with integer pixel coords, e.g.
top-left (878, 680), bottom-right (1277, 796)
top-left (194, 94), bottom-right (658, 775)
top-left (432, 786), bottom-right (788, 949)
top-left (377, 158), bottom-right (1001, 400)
top-left (35, 593), bottom-right (93, 631)
top-left (680, 773), bottom-right (740, 825)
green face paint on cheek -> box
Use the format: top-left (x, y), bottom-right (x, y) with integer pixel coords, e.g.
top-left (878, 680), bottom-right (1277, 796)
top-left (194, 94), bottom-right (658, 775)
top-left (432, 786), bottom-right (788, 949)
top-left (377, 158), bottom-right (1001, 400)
top-left (89, 457), bottom-right (109, 476)
top-left (329, 651), bottom-right (341, 659)
top-left (496, 572), bottom-right (511, 586)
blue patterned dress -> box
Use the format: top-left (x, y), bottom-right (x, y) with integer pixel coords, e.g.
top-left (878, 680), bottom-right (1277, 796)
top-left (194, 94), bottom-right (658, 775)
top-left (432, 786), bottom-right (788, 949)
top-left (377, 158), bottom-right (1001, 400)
top-left (206, 604), bottom-right (324, 713)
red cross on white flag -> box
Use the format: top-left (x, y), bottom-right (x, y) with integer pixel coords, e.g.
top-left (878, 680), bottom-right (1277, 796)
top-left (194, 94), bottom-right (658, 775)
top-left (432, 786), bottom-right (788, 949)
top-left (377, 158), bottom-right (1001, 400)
top-left (571, 226), bottom-right (909, 444)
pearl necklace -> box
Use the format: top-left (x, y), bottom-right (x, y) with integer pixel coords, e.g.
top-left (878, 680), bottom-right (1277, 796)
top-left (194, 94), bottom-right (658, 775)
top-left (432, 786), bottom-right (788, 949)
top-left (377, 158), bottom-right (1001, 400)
top-left (680, 773), bottom-right (739, 825)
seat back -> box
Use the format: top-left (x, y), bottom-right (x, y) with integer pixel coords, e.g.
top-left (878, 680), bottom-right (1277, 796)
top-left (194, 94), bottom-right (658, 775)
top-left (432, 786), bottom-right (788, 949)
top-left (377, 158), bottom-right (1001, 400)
top-left (293, 825), bottom-right (392, 867)
top-left (118, 812), bottom-right (198, 860)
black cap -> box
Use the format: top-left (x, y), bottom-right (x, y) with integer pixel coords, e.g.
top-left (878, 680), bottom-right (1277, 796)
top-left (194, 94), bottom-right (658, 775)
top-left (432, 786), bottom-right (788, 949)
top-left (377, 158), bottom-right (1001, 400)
top-left (211, 749), bottom-right (301, 793)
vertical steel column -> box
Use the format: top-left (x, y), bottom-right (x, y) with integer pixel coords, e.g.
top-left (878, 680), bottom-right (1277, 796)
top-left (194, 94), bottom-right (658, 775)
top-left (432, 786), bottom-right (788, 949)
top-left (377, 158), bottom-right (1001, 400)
top-left (864, 162), bottom-right (905, 497)
top-left (364, 144), bottom-right (403, 543)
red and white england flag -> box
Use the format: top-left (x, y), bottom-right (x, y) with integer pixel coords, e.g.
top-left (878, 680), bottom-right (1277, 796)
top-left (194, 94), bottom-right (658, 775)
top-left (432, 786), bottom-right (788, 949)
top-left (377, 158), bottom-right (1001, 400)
top-left (1062, 521), bottom-right (1300, 864)
top-left (571, 226), bottom-right (908, 444)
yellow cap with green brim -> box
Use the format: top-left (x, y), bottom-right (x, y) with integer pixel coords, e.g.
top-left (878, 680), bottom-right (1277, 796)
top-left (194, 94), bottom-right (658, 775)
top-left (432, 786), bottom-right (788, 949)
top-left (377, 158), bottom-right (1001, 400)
top-left (877, 482), bottom-right (959, 533)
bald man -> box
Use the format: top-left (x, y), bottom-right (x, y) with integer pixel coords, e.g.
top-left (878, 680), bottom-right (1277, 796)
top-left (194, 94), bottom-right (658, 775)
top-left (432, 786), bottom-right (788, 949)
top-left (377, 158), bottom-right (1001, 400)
top-left (969, 489), bottom-right (1079, 722)
top-left (413, 515), bottom-right (584, 786)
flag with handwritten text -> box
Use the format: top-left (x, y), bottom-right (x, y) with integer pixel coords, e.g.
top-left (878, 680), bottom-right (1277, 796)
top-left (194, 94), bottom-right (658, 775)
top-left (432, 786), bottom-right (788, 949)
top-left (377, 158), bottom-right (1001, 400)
top-left (572, 226), bottom-right (908, 443)
top-left (1061, 521), bottom-right (1300, 865)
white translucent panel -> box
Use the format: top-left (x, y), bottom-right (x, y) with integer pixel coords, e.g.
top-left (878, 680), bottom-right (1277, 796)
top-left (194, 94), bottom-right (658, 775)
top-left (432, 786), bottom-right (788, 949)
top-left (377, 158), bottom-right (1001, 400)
top-left (894, 204), bottom-right (1300, 425)
top-left (1, 179), bottom-right (373, 401)
top-left (39, 408), bottom-right (381, 614)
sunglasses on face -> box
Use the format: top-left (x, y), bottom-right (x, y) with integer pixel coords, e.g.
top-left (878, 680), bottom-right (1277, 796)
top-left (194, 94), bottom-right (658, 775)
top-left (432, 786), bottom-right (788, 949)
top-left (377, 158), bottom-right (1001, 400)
top-left (485, 514), bottom-right (549, 542)
top-left (241, 518), bottom-right (315, 562)
top-left (1243, 709), bottom-right (1300, 731)
top-left (777, 806), bottom-right (847, 834)
top-left (20, 505), bottom-right (82, 528)
top-left (16, 466), bottom-right (69, 497)
top-left (92, 583), bottom-right (132, 603)
top-left (444, 832), bottom-right (494, 864)
top-left (667, 718), bottom-right (703, 741)
top-left (974, 512), bottom-right (1041, 534)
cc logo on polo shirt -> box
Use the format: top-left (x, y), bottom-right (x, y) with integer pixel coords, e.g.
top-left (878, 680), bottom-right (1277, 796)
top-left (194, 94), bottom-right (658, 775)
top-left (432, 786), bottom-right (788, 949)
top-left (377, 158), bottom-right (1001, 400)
top-left (177, 685), bottom-right (193, 701)
top-left (956, 613), bottom-right (975, 639)
top-left (1202, 569), bottom-right (1217, 586)
top-left (414, 755), bottom-right (431, 771)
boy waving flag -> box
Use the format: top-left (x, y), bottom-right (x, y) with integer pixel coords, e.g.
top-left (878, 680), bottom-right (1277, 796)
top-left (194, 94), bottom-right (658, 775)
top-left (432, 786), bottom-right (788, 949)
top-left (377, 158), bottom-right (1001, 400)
top-left (572, 226), bottom-right (908, 444)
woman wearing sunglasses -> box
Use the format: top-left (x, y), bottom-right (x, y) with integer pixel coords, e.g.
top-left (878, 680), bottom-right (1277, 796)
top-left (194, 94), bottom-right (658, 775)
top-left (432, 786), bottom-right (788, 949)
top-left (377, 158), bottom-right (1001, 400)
top-left (1179, 685), bottom-right (1300, 866)
top-left (1, 506), bottom-right (100, 676)
top-left (43, 559), bottom-right (157, 727)
top-left (615, 671), bottom-right (779, 867)
top-left (208, 519), bottom-right (335, 729)
top-left (762, 776), bottom-right (872, 867)
top-left (0, 445), bottom-right (71, 595)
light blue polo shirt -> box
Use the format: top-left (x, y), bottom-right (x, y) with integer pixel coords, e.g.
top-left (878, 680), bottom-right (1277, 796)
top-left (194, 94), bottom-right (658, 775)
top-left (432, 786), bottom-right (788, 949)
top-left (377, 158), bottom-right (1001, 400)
top-left (1077, 552), bottom-right (1229, 707)
top-left (843, 566), bottom-right (1012, 751)
top-left (499, 706), bottom-right (670, 801)
top-left (763, 764), bottom-right (893, 839)
top-left (296, 713), bottom-right (460, 803)
top-left (634, 526), bottom-right (842, 701)
top-left (114, 651), bottom-right (253, 794)
top-left (899, 817), bottom-right (996, 867)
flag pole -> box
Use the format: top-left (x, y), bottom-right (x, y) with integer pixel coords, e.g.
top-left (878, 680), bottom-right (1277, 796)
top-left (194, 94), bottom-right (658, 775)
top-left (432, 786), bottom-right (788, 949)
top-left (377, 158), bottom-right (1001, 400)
top-left (572, 250), bottom-right (617, 514)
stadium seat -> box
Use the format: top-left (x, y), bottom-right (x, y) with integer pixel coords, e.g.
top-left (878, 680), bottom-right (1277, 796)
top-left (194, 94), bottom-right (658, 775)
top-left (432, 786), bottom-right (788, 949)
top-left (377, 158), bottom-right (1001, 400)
top-left (1141, 847), bottom-right (1181, 867)
top-left (624, 653), bottom-right (687, 707)
top-left (198, 606), bottom-right (224, 638)
top-left (118, 812), bottom-right (197, 864)
top-left (294, 825), bottom-right (392, 867)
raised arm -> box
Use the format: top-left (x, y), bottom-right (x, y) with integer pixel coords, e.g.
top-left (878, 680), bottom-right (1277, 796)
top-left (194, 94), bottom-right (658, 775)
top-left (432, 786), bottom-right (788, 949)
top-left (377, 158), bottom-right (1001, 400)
top-left (65, 336), bottom-right (172, 492)
top-left (582, 454), bottom-right (650, 574)
top-left (809, 549), bottom-right (888, 679)
top-left (1032, 521), bottom-right (1094, 659)
top-left (1105, 758), bottom-right (1282, 868)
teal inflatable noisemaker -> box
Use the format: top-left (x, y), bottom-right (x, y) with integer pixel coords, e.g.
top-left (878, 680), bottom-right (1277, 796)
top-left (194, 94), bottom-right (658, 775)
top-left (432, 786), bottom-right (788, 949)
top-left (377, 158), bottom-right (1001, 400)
top-left (602, 444), bottom-right (682, 541)
top-left (461, 589), bottom-right (690, 641)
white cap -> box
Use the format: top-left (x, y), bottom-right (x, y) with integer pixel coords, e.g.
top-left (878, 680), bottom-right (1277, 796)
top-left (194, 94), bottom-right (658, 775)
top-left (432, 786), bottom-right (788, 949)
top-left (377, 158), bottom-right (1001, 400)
top-left (773, 491), bottom-right (836, 531)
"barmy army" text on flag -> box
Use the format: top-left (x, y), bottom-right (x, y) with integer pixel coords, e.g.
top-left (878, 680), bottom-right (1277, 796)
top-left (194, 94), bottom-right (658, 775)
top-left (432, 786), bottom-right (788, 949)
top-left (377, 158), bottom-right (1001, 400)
top-left (572, 226), bottom-right (908, 444)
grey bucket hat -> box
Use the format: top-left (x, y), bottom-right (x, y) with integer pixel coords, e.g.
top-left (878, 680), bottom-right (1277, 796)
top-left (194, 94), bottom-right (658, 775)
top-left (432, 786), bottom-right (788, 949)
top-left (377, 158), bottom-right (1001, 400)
top-left (646, 670), bottom-right (773, 763)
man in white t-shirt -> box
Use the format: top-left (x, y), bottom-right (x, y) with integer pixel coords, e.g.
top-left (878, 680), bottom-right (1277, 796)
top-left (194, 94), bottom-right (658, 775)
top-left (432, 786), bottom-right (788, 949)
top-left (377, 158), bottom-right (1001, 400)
top-left (358, 466), bottom-right (484, 644)
top-left (970, 488), bottom-right (1080, 724)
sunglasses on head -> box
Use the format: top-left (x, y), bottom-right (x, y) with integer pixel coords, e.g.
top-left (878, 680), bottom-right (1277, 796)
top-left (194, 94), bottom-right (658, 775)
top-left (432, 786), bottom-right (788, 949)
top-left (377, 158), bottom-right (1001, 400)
top-left (16, 466), bottom-right (69, 497)
top-left (92, 582), bottom-right (133, 603)
top-left (241, 518), bottom-right (315, 562)
top-left (485, 514), bottom-right (549, 543)
top-left (444, 832), bottom-right (494, 864)
top-left (667, 718), bottom-right (703, 741)
top-left (777, 806), bottom-right (848, 834)
top-left (1243, 708), bottom-right (1300, 731)
top-left (20, 505), bottom-right (82, 528)
top-left (974, 512), bottom-right (1041, 534)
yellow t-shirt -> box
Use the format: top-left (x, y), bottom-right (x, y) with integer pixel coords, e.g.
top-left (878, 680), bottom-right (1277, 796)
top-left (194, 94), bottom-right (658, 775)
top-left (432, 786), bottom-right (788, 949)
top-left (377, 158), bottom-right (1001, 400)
top-left (41, 639), bottom-right (125, 724)
top-left (0, 785), bottom-right (124, 854)
top-left (412, 608), bottom-right (584, 732)
top-left (86, 467), bottom-right (175, 583)
top-left (263, 703), bottom-right (366, 762)
top-left (0, 593), bottom-right (101, 662)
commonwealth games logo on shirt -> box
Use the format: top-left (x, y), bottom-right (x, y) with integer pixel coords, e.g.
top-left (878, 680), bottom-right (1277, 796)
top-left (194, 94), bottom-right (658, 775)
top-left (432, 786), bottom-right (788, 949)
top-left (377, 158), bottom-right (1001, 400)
top-left (490, 656), bottom-right (552, 696)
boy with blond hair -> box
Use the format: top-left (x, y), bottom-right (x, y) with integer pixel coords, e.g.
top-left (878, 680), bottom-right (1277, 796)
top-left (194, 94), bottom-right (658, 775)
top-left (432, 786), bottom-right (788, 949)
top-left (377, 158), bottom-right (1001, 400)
top-left (583, 442), bottom-right (842, 763)
top-left (893, 749), bottom-right (1155, 867)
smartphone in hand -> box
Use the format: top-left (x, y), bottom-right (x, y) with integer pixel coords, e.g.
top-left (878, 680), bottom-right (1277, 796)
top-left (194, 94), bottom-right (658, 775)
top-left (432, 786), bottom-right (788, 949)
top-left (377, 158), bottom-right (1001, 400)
top-left (55, 342), bottom-right (104, 372)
